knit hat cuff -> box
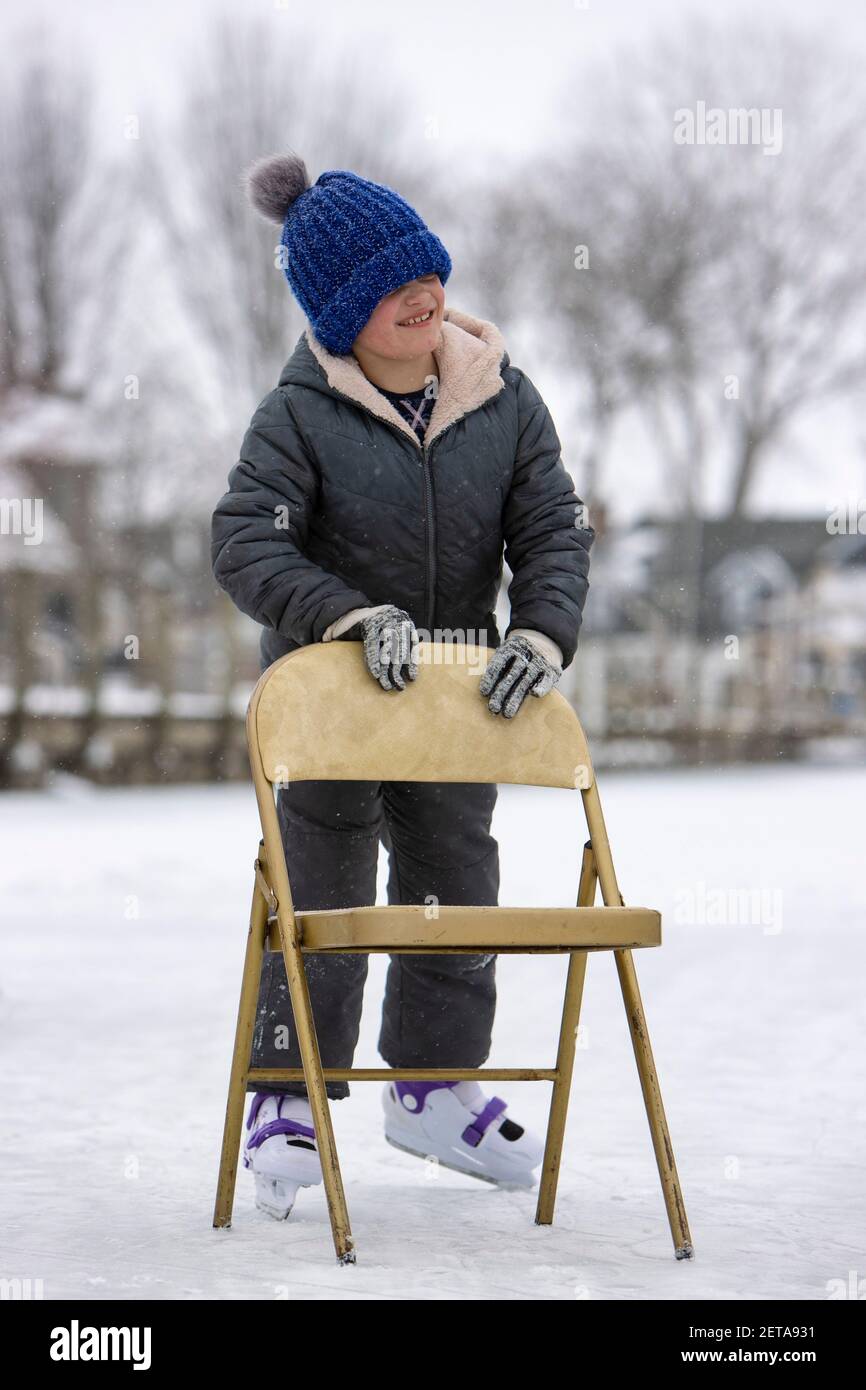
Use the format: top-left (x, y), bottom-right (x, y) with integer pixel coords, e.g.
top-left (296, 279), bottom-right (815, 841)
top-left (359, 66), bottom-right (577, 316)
top-left (310, 228), bottom-right (453, 355)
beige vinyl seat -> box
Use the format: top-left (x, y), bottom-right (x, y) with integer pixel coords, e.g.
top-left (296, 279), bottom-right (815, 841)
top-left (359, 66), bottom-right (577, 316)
top-left (213, 641), bottom-right (692, 1265)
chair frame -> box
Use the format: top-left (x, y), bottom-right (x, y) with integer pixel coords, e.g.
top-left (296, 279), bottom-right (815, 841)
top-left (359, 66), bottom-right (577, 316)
top-left (213, 642), bottom-right (693, 1266)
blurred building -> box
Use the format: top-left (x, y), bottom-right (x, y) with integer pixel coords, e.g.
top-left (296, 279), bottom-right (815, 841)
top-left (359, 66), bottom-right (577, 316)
top-left (565, 515), bottom-right (866, 763)
top-left (3, 394), bottom-right (864, 784)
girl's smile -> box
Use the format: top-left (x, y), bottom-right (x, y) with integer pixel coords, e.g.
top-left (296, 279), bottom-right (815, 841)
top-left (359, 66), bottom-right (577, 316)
top-left (397, 308), bottom-right (435, 327)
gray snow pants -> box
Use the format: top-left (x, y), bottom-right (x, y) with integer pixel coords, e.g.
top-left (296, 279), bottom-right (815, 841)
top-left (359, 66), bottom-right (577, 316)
top-left (248, 777), bottom-right (500, 1100)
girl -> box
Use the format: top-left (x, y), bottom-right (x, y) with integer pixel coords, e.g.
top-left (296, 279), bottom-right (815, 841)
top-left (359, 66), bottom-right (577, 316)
top-left (211, 153), bottom-right (595, 1219)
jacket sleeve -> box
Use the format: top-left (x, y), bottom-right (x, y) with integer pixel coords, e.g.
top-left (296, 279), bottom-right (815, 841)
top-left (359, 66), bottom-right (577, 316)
top-left (507, 627), bottom-right (564, 670)
top-left (210, 387), bottom-right (374, 646)
top-left (322, 604), bottom-right (393, 641)
top-left (501, 371), bottom-right (595, 669)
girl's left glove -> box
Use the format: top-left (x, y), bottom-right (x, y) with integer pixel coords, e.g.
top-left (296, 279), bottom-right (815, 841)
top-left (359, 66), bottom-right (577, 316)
top-left (360, 605), bottom-right (420, 691)
top-left (479, 634), bottom-right (562, 719)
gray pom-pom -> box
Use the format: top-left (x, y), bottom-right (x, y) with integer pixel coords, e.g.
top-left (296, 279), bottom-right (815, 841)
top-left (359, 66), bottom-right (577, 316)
top-left (244, 152), bottom-right (311, 224)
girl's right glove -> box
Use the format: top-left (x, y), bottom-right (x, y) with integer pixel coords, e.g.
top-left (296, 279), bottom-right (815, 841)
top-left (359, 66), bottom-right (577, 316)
top-left (479, 633), bottom-right (562, 718)
top-left (357, 604), bottom-right (420, 691)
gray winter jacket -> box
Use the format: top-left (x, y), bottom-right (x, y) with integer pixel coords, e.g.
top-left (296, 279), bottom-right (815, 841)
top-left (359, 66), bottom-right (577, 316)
top-left (211, 305), bottom-right (594, 672)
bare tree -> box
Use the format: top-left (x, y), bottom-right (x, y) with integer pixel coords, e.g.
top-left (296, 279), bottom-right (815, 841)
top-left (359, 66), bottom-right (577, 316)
top-left (461, 103), bottom-right (728, 521)
top-left (0, 32), bottom-right (92, 394)
top-left (0, 24), bottom-right (143, 404)
top-left (691, 26), bottom-right (866, 515)
top-left (479, 18), bottom-right (866, 524)
top-left (572, 18), bottom-right (866, 517)
top-left (0, 26), bottom-right (157, 733)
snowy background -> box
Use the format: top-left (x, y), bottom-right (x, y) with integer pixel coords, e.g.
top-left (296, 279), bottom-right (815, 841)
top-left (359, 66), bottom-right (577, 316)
top-left (1, 764), bottom-right (863, 1300)
top-left (2, 0), bottom-right (866, 759)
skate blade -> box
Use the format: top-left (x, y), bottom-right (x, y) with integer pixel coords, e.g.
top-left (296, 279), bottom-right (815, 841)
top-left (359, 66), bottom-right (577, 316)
top-left (252, 1173), bottom-right (303, 1221)
top-left (384, 1131), bottom-right (536, 1190)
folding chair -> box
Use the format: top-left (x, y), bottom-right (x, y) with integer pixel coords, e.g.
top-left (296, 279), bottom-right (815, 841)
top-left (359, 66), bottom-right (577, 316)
top-left (213, 641), bottom-right (693, 1266)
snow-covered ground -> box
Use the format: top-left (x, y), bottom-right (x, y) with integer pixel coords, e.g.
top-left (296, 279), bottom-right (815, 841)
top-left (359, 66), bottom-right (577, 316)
top-left (1, 763), bottom-right (864, 1301)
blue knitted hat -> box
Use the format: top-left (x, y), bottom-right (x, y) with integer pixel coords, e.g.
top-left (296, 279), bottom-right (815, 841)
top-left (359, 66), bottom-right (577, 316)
top-left (245, 152), bottom-right (452, 355)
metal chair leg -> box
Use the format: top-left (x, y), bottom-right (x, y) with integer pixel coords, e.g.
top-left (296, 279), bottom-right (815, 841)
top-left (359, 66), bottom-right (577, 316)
top-left (536, 842), bottom-right (596, 1225)
top-left (580, 782), bottom-right (693, 1260)
top-left (274, 913), bottom-right (357, 1265)
top-left (614, 947), bottom-right (694, 1259)
top-left (213, 860), bottom-right (269, 1229)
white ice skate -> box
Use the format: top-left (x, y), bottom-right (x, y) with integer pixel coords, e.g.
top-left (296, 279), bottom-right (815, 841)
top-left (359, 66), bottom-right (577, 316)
top-left (382, 1079), bottom-right (545, 1188)
top-left (242, 1092), bottom-right (322, 1220)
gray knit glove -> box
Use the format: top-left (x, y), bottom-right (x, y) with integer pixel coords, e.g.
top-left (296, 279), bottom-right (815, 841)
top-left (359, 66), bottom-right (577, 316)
top-left (358, 605), bottom-right (420, 691)
top-left (478, 633), bottom-right (562, 718)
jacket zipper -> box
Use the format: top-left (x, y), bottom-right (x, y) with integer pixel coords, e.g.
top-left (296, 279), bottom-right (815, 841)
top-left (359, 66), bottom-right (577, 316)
top-left (313, 382), bottom-right (438, 636)
top-left (420, 436), bottom-right (436, 635)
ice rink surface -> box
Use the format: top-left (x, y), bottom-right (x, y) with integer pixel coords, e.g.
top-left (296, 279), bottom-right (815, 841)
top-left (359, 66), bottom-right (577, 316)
top-left (1, 762), bottom-right (863, 1300)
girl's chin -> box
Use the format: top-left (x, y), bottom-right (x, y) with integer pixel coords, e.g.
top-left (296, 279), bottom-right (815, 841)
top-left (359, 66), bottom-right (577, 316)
top-left (392, 321), bottom-right (439, 348)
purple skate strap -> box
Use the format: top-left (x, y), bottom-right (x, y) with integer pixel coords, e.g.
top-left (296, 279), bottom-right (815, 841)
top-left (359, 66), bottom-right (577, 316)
top-left (246, 1093), bottom-right (315, 1147)
top-left (246, 1092), bottom-right (270, 1132)
top-left (395, 1079), bottom-right (459, 1109)
top-left (246, 1118), bottom-right (316, 1149)
top-left (461, 1096), bottom-right (507, 1149)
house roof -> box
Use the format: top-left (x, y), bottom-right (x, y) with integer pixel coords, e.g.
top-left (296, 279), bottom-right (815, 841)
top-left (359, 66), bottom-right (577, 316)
top-left (0, 386), bottom-right (115, 469)
top-left (637, 517), bottom-right (838, 583)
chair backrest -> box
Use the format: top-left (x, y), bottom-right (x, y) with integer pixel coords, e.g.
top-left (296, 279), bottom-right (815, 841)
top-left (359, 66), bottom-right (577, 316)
top-left (249, 641), bottom-right (594, 790)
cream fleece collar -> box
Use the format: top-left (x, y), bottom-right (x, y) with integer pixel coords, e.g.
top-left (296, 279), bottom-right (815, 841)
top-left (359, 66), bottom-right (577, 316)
top-left (303, 306), bottom-right (508, 449)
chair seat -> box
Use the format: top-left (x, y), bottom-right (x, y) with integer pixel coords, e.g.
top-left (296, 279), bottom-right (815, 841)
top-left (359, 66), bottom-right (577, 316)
top-left (291, 903), bottom-right (661, 952)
